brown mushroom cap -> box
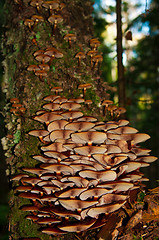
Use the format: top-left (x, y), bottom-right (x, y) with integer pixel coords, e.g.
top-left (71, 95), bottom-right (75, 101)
top-left (42, 1), bottom-right (59, 10)
top-left (38, 64), bottom-right (50, 71)
top-left (30, 0), bottom-right (43, 8)
top-left (48, 14), bottom-right (63, 24)
top-left (78, 83), bottom-right (92, 90)
top-left (64, 33), bottom-right (76, 42)
top-left (44, 48), bottom-right (63, 58)
top-left (31, 15), bottom-right (44, 22)
top-left (35, 70), bottom-right (47, 78)
top-left (33, 49), bottom-right (45, 57)
top-left (10, 98), bottom-right (20, 103)
top-left (75, 52), bottom-right (85, 59)
top-left (24, 19), bottom-right (34, 27)
top-left (27, 65), bottom-right (40, 72)
top-left (72, 131), bottom-right (107, 145)
top-left (51, 86), bottom-right (63, 92)
top-left (35, 54), bottom-right (51, 63)
top-left (58, 218), bottom-right (96, 232)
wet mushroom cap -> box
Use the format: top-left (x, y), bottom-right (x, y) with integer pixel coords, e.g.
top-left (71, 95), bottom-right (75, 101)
top-left (44, 48), bottom-right (63, 58)
top-left (31, 15), bottom-right (44, 22)
top-left (30, 0), bottom-right (44, 8)
top-left (48, 15), bottom-right (63, 24)
top-left (27, 65), bottom-right (40, 72)
top-left (35, 54), bottom-right (51, 63)
top-left (42, 1), bottom-right (59, 10)
top-left (64, 33), bottom-right (76, 41)
top-left (24, 19), bottom-right (34, 27)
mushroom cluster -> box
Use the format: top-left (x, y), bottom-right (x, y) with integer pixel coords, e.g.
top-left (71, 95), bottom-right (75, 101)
top-left (27, 47), bottom-right (63, 81)
top-left (12, 92), bottom-right (157, 236)
top-left (10, 98), bottom-right (26, 116)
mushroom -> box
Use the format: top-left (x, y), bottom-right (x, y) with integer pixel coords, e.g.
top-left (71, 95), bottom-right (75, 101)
top-left (10, 98), bottom-right (20, 104)
top-left (35, 69), bottom-right (47, 81)
top-left (44, 48), bottom-right (63, 60)
top-left (90, 38), bottom-right (101, 50)
top-left (38, 64), bottom-right (50, 71)
top-left (51, 86), bottom-right (63, 95)
top-left (48, 14), bottom-right (63, 34)
top-left (58, 218), bottom-right (96, 233)
top-left (61, 111), bottom-right (83, 121)
top-left (42, 1), bottom-right (59, 15)
top-left (87, 50), bottom-right (98, 68)
top-left (35, 54), bottom-right (51, 64)
top-left (75, 52), bottom-right (85, 67)
top-left (24, 19), bottom-right (34, 30)
top-left (92, 54), bottom-right (103, 69)
top-left (31, 15), bottom-right (44, 24)
top-left (78, 83), bottom-right (92, 98)
top-left (30, 0), bottom-right (44, 12)
top-left (64, 33), bottom-right (76, 48)
top-left (71, 131), bottom-right (107, 145)
top-left (27, 65), bottom-right (40, 73)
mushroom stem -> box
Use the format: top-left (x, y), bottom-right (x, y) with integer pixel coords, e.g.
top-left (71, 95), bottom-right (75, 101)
top-left (68, 38), bottom-right (72, 48)
top-left (91, 58), bottom-right (94, 69)
top-left (53, 23), bottom-right (57, 35)
top-left (83, 88), bottom-right (86, 98)
top-left (78, 57), bottom-right (81, 67)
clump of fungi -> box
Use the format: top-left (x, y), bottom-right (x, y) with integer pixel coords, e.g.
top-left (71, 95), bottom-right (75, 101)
top-left (12, 90), bottom-right (157, 237)
top-left (10, 98), bottom-right (26, 116)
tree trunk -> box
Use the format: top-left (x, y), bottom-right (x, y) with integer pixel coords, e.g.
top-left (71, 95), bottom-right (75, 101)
top-left (1, 0), bottom-right (107, 239)
top-left (116, 0), bottom-right (125, 108)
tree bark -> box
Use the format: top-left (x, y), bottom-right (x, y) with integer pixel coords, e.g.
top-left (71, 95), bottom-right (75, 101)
top-left (116, 0), bottom-right (125, 108)
top-left (2, 0), bottom-right (107, 239)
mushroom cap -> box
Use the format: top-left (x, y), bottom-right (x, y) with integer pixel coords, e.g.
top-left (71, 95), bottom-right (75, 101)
top-left (42, 102), bottom-right (60, 111)
top-left (71, 131), bottom-right (107, 145)
top-left (101, 100), bottom-right (113, 106)
top-left (74, 145), bottom-right (107, 156)
top-left (44, 48), bottom-right (63, 58)
top-left (38, 64), bottom-right (50, 71)
top-left (92, 55), bottom-right (103, 62)
top-left (61, 111), bottom-right (83, 120)
top-left (87, 201), bottom-right (126, 218)
top-left (75, 52), bottom-right (85, 59)
top-left (78, 83), bottom-right (92, 90)
top-left (48, 14), bottom-right (63, 24)
top-left (79, 188), bottom-right (112, 200)
top-left (64, 33), bottom-right (76, 41)
top-left (48, 120), bottom-right (69, 132)
top-left (65, 121), bottom-right (95, 132)
top-left (27, 65), bottom-right (40, 72)
top-left (51, 86), bottom-right (63, 92)
top-left (24, 19), bottom-right (34, 27)
top-left (90, 39), bottom-right (101, 48)
top-left (31, 15), bottom-right (44, 22)
top-left (35, 70), bottom-right (47, 77)
top-left (43, 95), bottom-right (60, 102)
top-left (49, 129), bottom-right (74, 141)
top-left (58, 218), bottom-right (96, 232)
top-left (79, 169), bottom-right (117, 182)
top-left (35, 54), bottom-right (51, 63)
top-left (61, 102), bottom-right (81, 111)
top-left (33, 112), bottom-right (64, 124)
top-left (29, 129), bottom-right (49, 137)
top-left (10, 98), bottom-right (19, 103)
top-left (30, 0), bottom-right (44, 7)
top-left (87, 50), bottom-right (98, 57)
top-left (33, 49), bottom-right (45, 57)
top-left (59, 199), bottom-right (98, 211)
top-left (41, 163), bottom-right (74, 175)
top-left (42, 1), bottom-right (59, 9)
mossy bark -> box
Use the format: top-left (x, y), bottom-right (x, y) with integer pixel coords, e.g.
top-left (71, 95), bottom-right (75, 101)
top-left (2, 0), bottom-right (108, 239)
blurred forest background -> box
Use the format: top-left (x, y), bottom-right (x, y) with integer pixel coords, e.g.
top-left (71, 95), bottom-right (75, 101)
top-left (0, 0), bottom-right (159, 239)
